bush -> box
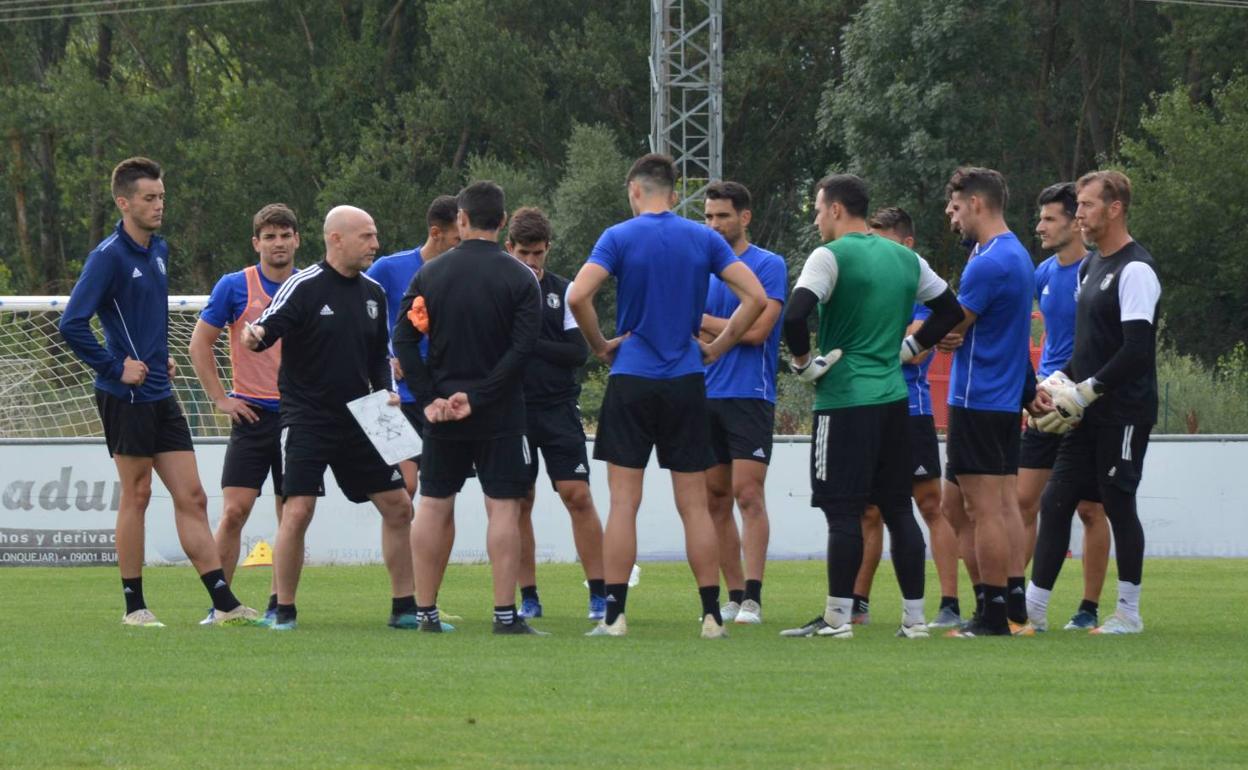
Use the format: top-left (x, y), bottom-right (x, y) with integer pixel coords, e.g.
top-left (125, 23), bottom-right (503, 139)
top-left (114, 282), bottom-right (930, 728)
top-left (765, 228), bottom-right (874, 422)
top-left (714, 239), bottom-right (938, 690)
top-left (1156, 342), bottom-right (1248, 433)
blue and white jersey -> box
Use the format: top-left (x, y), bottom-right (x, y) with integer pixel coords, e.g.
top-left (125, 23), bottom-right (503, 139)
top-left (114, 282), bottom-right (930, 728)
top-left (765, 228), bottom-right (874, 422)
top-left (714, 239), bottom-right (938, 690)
top-left (704, 244), bottom-right (787, 402)
top-left (1034, 254), bottom-right (1083, 378)
top-left (366, 246), bottom-right (426, 403)
top-left (948, 231), bottom-right (1033, 412)
top-left (903, 304), bottom-right (934, 416)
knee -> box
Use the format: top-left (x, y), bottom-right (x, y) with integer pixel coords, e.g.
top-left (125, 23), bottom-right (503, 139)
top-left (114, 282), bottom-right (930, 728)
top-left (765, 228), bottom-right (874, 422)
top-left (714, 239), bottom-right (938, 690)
top-left (558, 485), bottom-right (593, 516)
top-left (1039, 481), bottom-right (1080, 521)
top-left (281, 501), bottom-right (315, 531)
top-left (125, 478), bottom-right (153, 510)
top-left (734, 484), bottom-right (766, 519)
top-left (823, 508), bottom-right (863, 541)
top-left (1075, 502), bottom-right (1103, 526)
top-left (175, 484), bottom-right (208, 516)
top-left (220, 502), bottom-right (251, 532)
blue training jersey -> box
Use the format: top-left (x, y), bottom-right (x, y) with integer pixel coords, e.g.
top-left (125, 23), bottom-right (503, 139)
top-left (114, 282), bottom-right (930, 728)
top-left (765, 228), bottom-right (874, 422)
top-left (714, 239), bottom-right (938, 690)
top-left (904, 304), bottom-right (934, 416)
top-left (948, 231), bottom-right (1033, 412)
top-left (704, 244), bottom-right (787, 402)
top-left (588, 211), bottom-right (738, 379)
top-left (366, 247), bottom-right (426, 403)
top-left (200, 264), bottom-right (291, 411)
top-left (1034, 254), bottom-right (1083, 378)
top-left (60, 220), bottom-right (173, 403)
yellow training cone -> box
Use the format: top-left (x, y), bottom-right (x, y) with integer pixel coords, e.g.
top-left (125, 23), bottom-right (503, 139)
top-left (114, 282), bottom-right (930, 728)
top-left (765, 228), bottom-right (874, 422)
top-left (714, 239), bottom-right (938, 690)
top-left (242, 540), bottom-right (273, 567)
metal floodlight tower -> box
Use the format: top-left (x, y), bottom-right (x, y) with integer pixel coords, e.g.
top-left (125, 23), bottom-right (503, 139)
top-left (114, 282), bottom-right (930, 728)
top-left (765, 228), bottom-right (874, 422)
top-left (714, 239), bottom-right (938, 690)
top-left (649, 0), bottom-right (723, 218)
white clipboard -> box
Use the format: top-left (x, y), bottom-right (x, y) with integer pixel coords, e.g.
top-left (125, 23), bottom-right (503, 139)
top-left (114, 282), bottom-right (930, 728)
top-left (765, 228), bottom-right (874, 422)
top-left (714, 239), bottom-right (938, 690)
top-left (346, 390), bottom-right (422, 466)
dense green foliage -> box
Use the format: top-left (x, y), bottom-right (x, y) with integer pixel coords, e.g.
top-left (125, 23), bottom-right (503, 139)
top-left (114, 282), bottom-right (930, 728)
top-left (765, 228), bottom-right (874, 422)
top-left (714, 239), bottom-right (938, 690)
top-left (3, 561), bottom-right (1246, 767)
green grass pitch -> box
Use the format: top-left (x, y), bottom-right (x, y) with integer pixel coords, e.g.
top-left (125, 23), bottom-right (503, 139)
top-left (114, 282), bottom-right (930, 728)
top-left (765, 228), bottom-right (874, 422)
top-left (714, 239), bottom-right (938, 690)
top-left (3, 559), bottom-right (1246, 768)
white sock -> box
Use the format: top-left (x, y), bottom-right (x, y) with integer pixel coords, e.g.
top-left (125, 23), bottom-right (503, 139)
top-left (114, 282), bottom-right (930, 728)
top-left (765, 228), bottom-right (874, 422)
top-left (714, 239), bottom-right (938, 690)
top-left (1116, 580), bottom-right (1141, 619)
top-left (902, 598), bottom-right (926, 626)
top-left (824, 596), bottom-right (853, 627)
top-left (1026, 582), bottom-right (1051, 625)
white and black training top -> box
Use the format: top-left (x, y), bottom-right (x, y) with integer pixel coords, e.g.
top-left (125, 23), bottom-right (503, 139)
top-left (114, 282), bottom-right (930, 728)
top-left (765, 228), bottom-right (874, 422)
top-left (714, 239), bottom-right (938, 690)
top-left (1071, 241), bottom-right (1162, 425)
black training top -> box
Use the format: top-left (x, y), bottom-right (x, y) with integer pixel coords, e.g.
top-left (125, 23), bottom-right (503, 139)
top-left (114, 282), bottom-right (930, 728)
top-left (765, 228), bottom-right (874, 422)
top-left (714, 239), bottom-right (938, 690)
top-left (523, 270), bottom-right (588, 408)
top-left (393, 239), bottom-right (541, 440)
top-left (253, 260), bottom-right (392, 427)
top-left (1069, 241), bottom-right (1162, 425)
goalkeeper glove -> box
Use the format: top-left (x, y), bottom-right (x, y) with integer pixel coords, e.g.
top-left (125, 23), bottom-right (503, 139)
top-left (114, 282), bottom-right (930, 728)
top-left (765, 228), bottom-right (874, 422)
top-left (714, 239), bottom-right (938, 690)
top-left (789, 349), bottom-right (843, 383)
top-left (1051, 378), bottom-right (1102, 425)
top-left (900, 335), bottom-right (926, 364)
top-left (1033, 409), bottom-right (1074, 434)
top-left (1037, 370), bottom-right (1074, 395)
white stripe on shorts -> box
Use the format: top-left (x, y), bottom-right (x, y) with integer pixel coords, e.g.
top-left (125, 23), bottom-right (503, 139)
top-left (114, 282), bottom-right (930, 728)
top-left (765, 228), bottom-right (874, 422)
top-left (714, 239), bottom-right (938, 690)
top-left (1122, 425), bottom-right (1134, 461)
top-left (521, 435), bottom-right (531, 466)
top-left (815, 415), bottom-right (830, 482)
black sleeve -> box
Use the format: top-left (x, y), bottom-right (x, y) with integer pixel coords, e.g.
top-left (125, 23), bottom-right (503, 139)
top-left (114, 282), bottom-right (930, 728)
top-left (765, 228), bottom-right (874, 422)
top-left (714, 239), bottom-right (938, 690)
top-left (782, 287), bottom-right (819, 358)
top-left (253, 277), bottom-right (305, 350)
top-left (369, 294), bottom-right (392, 393)
top-left (1091, 320), bottom-right (1156, 391)
top-left (534, 329), bottom-right (590, 368)
top-left (1021, 356), bottom-right (1037, 407)
top-left (467, 270), bottom-right (541, 410)
top-left (914, 288), bottom-right (965, 349)
top-left (393, 282), bottom-right (434, 407)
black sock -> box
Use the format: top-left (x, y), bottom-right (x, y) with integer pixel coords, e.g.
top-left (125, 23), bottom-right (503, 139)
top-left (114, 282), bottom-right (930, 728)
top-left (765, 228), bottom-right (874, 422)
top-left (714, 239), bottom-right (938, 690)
top-left (744, 579), bottom-right (762, 605)
top-left (122, 577), bottom-right (146, 614)
top-left (852, 594), bottom-right (870, 615)
top-left (520, 585), bottom-right (539, 603)
top-left (983, 585), bottom-right (1008, 629)
top-left (266, 593), bottom-right (278, 612)
top-left (940, 596), bottom-right (961, 615)
top-left (1078, 599), bottom-right (1099, 616)
top-left (1007, 576), bottom-right (1028, 624)
top-left (588, 579), bottom-right (606, 599)
top-left (494, 604), bottom-right (517, 625)
top-left (699, 585), bottom-right (722, 624)
top-left (418, 605), bottom-right (439, 625)
top-left (199, 569), bottom-right (241, 612)
top-left (392, 595), bottom-right (417, 616)
top-left (728, 588), bottom-right (745, 605)
top-left (604, 583), bottom-right (628, 625)
top-left (276, 603), bottom-right (297, 624)
top-left (974, 583), bottom-right (986, 619)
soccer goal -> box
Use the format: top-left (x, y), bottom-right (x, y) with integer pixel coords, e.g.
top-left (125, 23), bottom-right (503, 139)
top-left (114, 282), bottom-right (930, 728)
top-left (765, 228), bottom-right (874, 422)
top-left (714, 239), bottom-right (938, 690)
top-left (0, 296), bottom-right (231, 439)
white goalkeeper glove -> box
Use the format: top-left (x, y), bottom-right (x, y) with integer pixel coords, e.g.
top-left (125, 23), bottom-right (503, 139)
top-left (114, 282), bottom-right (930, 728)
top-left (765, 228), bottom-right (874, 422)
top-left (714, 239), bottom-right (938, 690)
top-left (1037, 370), bottom-right (1074, 395)
top-left (789, 349), bottom-right (843, 383)
top-left (1050, 378), bottom-right (1102, 426)
top-left (1033, 409), bottom-right (1074, 434)
top-left (900, 335), bottom-right (926, 364)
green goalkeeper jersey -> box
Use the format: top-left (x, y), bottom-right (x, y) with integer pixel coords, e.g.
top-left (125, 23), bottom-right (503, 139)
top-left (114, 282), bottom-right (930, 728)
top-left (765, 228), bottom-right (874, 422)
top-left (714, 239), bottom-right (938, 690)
top-left (793, 232), bottom-right (947, 410)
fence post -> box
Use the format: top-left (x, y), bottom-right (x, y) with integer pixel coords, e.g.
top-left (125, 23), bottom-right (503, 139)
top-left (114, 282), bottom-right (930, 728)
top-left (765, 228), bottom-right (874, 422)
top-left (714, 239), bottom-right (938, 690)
top-left (1163, 381), bottom-right (1169, 433)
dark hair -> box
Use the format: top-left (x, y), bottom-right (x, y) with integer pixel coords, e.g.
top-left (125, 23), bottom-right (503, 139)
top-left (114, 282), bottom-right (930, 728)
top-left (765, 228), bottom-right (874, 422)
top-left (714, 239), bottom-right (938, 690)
top-left (456, 181), bottom-right (506, 230)
top-left (427, 195), bottom-right (459, 228)
top-left (626, 153), bottom-right (677, 193)
top-left (945, 166), bottom-right (1008, 211)
top-left (705, 181), bottom-right (751, 212)
top-left (1036, 183), bottom-right (1077, 220)
top-left (815, 174), bottom-right (869, 219)
top-left (868, 206), bottom-right (914, 240)
top-left (507, 206), bottom-right (552, 245)
top-left (252, 203), bottom-right (298, 238)
top-left (111, 157), bottom-right (162, 199)
top-left (1076, 170), bottom-right (1132, 213)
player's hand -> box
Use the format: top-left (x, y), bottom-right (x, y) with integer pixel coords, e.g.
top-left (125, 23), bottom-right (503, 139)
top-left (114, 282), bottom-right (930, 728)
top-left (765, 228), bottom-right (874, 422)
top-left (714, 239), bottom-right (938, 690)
top-left (241, 322), bottom-right (265, 350)
top-left (595, 333), bottom-right (629, 365)
top-left (424, 398), bottom-right (451, 423)
top-left (697, 335), bottom-right (720, 365)
top-left (1051, 378), bottom-right (1100, 425)
top-left (446, 392), bottom-right (472, 421)
top-left (167, 357), bottom-right (177, 380)
top-left (789, 349), bottom-right (843, 383)
top-left (215, 396), bottom-right (259, 424)
top-left (900, 335), bottom-right (926, 364)
top-left (936, 332), bottom-right (963, 353)
top-left (120, 356), bottom-right (148, 386)
top-left (1033, 409), bottom-right (1074, 434)
top-left (386, 391), bottom-right (400, 407)
top-left (1025, 388), bottom-right (1054, 418)
top-left (390, 357), bottom-right (404, 382)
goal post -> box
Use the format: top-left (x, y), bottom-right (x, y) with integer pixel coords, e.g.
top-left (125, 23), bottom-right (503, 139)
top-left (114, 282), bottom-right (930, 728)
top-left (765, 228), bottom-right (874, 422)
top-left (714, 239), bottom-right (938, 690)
top-left (0, 295), bottom-right (232, 439)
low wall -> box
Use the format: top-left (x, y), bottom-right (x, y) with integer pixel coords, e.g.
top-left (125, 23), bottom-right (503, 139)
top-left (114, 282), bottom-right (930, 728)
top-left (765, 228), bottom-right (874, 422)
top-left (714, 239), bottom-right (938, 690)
top-left (1, 436), bottom-right (1245, 565)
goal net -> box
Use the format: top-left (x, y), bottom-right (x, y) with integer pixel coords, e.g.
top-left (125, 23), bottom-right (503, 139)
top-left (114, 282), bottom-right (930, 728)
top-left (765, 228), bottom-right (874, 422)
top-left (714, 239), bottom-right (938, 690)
top-left (0, 296), bottom-right (232, 439)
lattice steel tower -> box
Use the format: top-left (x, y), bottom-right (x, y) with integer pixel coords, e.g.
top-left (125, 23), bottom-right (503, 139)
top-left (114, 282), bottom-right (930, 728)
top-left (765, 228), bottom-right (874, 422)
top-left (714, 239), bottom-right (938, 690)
top-left (649, 0), bottom-right (723, 217)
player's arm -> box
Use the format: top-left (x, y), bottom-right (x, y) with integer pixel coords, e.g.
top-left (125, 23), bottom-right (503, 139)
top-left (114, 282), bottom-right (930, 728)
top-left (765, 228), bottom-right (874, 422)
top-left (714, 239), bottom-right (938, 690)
top-left (701, 299), bottom-right (781, 346)
top-left (465, 269), bottom-right (541, 411)
top-left (535, 330), bottom-right (590, 367)
top-left (369, 294), bottom-right (396, 398)
top-left (393, 285), bottom-right (435, 408)
top-left (901, 257), bottom-right (965, 362)
top-left (59, 252), bottom-right (132, 382)
top-left (188, 319), bottom-right (258, 424)
top-left (700, 261), bottom-right (766, 363)
top-left (246, 275), bottom-right (304, 350)
top-left (568, 262), bottom-right (627, 363)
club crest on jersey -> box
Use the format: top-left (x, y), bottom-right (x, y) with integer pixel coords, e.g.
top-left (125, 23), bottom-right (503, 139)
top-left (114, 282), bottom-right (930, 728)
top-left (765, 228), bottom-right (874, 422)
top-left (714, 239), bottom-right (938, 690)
top-left (156, 257), bottom-right (166, 275)
top-left (1100, 272), bottom-right (1115, 291)
top-left (366, 299), bottom-right (379, 319)
top-left (546, 292), bottom-right (561, 309)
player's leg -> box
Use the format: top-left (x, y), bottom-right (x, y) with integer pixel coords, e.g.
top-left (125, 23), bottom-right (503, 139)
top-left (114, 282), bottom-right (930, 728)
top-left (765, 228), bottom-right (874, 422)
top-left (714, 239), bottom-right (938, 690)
top-left (1000, 473), bottom-right (1030, 626)
top-left (411, 434), bottom-right (472, 629)
top-left (517, 486), bottom-right (541, 617)
top-left (272, 496), bottom-right (315, 617)
top-left (398, 459), bottom-right (419, 499)
top-left (367, 487), bottom-right (416, 624)
top-left (215, 487), bottom-right (260, 584)
top-left (600, 463), bottom-right (644, 631)
top-left (671, 470), bottom-right (722, 608)
top-left (873, 399), bottom-right (928, 636)
top-left (705, 461), bottom-right (744, 619)
top-left (1066, 500), bottom-right (1109, 629)
top-left (1016, 467), bottom-right (1049, 565)
top-left (553, 478), bottom-right (605, 618)
top-left (852, 505), bottom-right (883, 624)
top-left (956, 473), bottom-right (1012, 634)
top-left (915, 478), bottom-right (960, 626)
top-left (476, 434), bottom-right (546, 634)
top-left (942, 478), bottom-right (982, 619)
top-left (731, 458), bottom-right (769, 623)
top-left (269, 425), bottom-right (330, 629)
top-left (1091, 424), bottom-right (1151, 635)
top-left (1027, 425), bottom-right (1094, 632)
top-left (112, 454), bottom-right (156, 622)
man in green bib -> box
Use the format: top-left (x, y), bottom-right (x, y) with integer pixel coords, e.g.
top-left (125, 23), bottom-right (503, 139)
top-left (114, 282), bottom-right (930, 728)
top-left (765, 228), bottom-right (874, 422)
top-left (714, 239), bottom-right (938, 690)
top-left (780, 174), bottom-right (964, 639)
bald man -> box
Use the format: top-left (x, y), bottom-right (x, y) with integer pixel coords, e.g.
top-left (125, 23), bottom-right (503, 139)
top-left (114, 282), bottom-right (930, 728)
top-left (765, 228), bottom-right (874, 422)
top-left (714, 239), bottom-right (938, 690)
top-left (242, 205), bottom-right (416, 631)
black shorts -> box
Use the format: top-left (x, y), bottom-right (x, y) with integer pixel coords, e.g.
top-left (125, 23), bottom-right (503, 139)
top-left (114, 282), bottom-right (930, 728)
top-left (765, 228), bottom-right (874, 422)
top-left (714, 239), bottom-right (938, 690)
top-left (1050, 422), bottom-right (1152, 501)
top-left (945, 406), bottom-right (1021, 478)
top-left (280, 421), bottom-right (404, 504)
top-left (909, 414), bottom-right (941, 482)
top-left (707, 398), bottom-right (775, 466)
top-left (221, 408), bottom-right (283, 493)
top-left (809, 398), bottom-right (911, 509)
top-left (526, 401), bottom-right (591, 489)
top-left (420, 434), bottom-right (534, 499)
top-left (593, 373), bottom-right (713, 472)
top-left (1018, 425), bottom-right (1062, 470)
top-left (94, 390), bottom-right (194, 458)
top-left (400, 402), bottom-right (426, 464)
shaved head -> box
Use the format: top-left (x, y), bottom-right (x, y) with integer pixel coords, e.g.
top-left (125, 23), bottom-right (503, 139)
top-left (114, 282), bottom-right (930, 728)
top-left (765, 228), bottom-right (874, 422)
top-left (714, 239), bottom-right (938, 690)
top-left (322, 204), bottom-right (379, 276)
top-left (323, 205), bottom-right (373, 239)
